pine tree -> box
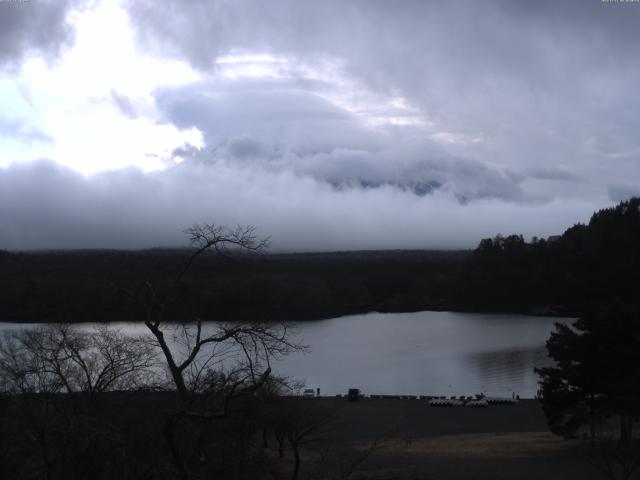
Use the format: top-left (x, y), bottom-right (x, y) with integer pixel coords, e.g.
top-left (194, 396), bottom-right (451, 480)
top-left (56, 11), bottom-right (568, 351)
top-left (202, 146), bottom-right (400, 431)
top-left (536, 308), bottom-right (640, 445)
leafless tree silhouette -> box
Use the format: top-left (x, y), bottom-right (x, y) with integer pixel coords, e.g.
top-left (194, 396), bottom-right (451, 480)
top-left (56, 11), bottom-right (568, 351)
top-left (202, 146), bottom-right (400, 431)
top-left (119, 223), bottom-right (303, 479)
top-left (0, 324), bottom-right (156, 396)
top-left (0, 324), bottom-right (158, 479)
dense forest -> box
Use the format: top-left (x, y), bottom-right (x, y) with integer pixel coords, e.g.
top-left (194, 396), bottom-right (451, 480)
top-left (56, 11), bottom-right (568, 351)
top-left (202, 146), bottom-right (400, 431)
top-left (0, 249), bottom-right (466, 323)
top-left (455, 197), bottom-right (640, 315)
top-left (1, 197), bottom-right (638, 323)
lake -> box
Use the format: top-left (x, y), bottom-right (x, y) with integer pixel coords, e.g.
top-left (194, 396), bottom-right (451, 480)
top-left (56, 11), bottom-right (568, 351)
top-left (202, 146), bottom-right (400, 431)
top-left (274, 311), bottom-right (568, 399)
top-left (0, 311), bottom-right (569, 399)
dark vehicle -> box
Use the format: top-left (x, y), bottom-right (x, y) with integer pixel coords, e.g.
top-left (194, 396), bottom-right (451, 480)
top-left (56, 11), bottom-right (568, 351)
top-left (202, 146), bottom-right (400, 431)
top-left (347, 388), bottom-right (360, 402)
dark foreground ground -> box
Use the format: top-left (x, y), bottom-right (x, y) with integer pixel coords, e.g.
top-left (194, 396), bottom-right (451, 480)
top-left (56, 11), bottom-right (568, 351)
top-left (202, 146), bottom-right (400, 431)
top-left (0, 391), bottom-right (608, 479)
top-left (289, 398), bottom-right (601, 480)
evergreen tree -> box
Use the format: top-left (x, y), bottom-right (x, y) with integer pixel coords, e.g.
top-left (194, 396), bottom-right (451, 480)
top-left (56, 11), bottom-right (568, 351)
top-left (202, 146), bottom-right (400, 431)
top-left (536, 308), bottom-right (640, 445)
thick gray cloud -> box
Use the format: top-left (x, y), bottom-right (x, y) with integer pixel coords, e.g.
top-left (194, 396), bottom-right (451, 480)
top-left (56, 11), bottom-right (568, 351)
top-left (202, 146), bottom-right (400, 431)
top-left (0, 0), bottom-right (80, 69)
top-left (155, 79), bottom-right (524, 202)
top-left (127, 0), bottom-right (640, 198)
top-left (0, 1), bottom-right (638, 251)
top-left (155, 79), bottom-right (376, 154)
top-left (525, 167), bottom-right (580, 183)
top-left (0, 159), bottom-right (601, 251)
top-left (608, 184), bottom-right (640, 203)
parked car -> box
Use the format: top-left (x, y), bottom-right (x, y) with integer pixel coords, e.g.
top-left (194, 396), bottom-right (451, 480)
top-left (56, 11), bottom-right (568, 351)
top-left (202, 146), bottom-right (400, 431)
top-left (347, 388), bottom-right (360, 402)
top-left (302, 388), bottom-right (316, 398)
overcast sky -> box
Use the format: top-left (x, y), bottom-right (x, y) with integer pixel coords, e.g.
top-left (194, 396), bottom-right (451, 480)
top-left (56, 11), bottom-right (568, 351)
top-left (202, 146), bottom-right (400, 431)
top-left (1, 0), bottom-right (639, 251)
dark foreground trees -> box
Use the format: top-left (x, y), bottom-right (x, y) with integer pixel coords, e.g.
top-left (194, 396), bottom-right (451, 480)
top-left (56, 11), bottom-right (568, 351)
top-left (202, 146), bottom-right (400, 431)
top-left (118, 224), bottom-right (307, 479)
top-left (0, 324), bottom-right (158, 479)
top-left (0, 324), bottom-right (348, 480)
top-left (536, 307), bottom-right (640, 479)
top-left (0, 224), bottom-right (351, 480)
top-left (457, 197), bottom-right (640, 315)
top-left (0, 324), bottom-right (157, 395)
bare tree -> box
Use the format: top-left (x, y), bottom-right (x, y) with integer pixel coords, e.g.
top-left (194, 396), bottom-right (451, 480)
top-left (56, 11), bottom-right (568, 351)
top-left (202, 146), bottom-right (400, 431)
top-left (120, 224), bottom-right (292, 399)
top-left (0, 224), bottom-right (303, 479)
top-left (0, 325), bottom-right (157, 396)
top-left (0, 324), bottom-right (158, 480)
top-left (280, 400), bottom-right (337, 480)
top-left (119, 223), bottom-right (304, 479)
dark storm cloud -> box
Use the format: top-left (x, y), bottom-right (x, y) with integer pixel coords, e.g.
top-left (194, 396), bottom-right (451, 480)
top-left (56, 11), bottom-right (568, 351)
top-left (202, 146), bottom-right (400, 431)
top-left (125, 0), bottom-right (640, 100)
top-left (0, 159), bottom-right (600, 252)
top-left (0, 0), bottom-right (80, 69)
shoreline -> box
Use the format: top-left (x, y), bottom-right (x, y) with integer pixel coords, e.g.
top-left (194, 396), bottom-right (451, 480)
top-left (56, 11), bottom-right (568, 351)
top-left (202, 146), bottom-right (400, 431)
top-left (0, 307), bottom-right (577, 325)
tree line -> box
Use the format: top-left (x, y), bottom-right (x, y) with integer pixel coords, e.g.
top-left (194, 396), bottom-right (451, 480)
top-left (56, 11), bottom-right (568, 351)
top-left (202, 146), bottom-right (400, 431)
top-left (3, 198), bottom-right (639, 323)
top-left (522, 198), bottom-right (640, 479)
top-left (0, 248), bottom-right (466, 324)
top-left (0, 226), bottom-right (374, 480)
top-left (456, 197), bottom-right (640, 315)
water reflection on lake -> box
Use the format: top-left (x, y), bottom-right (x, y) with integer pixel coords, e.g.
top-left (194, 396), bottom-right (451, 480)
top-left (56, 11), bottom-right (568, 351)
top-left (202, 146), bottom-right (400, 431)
top-left (273, 311), bottom-right (569, 398)
top-left (0, 311), bottom-right (569, 398)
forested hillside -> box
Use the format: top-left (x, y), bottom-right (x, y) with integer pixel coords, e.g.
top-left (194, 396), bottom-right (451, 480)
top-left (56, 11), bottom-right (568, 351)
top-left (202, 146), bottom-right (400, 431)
top-left (1, 198), bottom-right (638, 323)
top-left (455, 197), bottom-right (640, 314)
top-left (0, 250), bottom-right (465, 323)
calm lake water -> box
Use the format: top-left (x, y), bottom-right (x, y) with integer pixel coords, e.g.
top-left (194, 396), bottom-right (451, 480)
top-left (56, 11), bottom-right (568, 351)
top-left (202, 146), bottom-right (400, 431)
top-left (275, 311), bottom-right (569, 399)
top-left (0, 311), bottom-right (569, 399)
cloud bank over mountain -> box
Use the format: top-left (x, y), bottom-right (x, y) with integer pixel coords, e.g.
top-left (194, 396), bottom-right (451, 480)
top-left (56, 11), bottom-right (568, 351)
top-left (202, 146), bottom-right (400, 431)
top-left (0, 159), bottom-right (599, 251)
top-left (0, 0), bottom-right (639, 250)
